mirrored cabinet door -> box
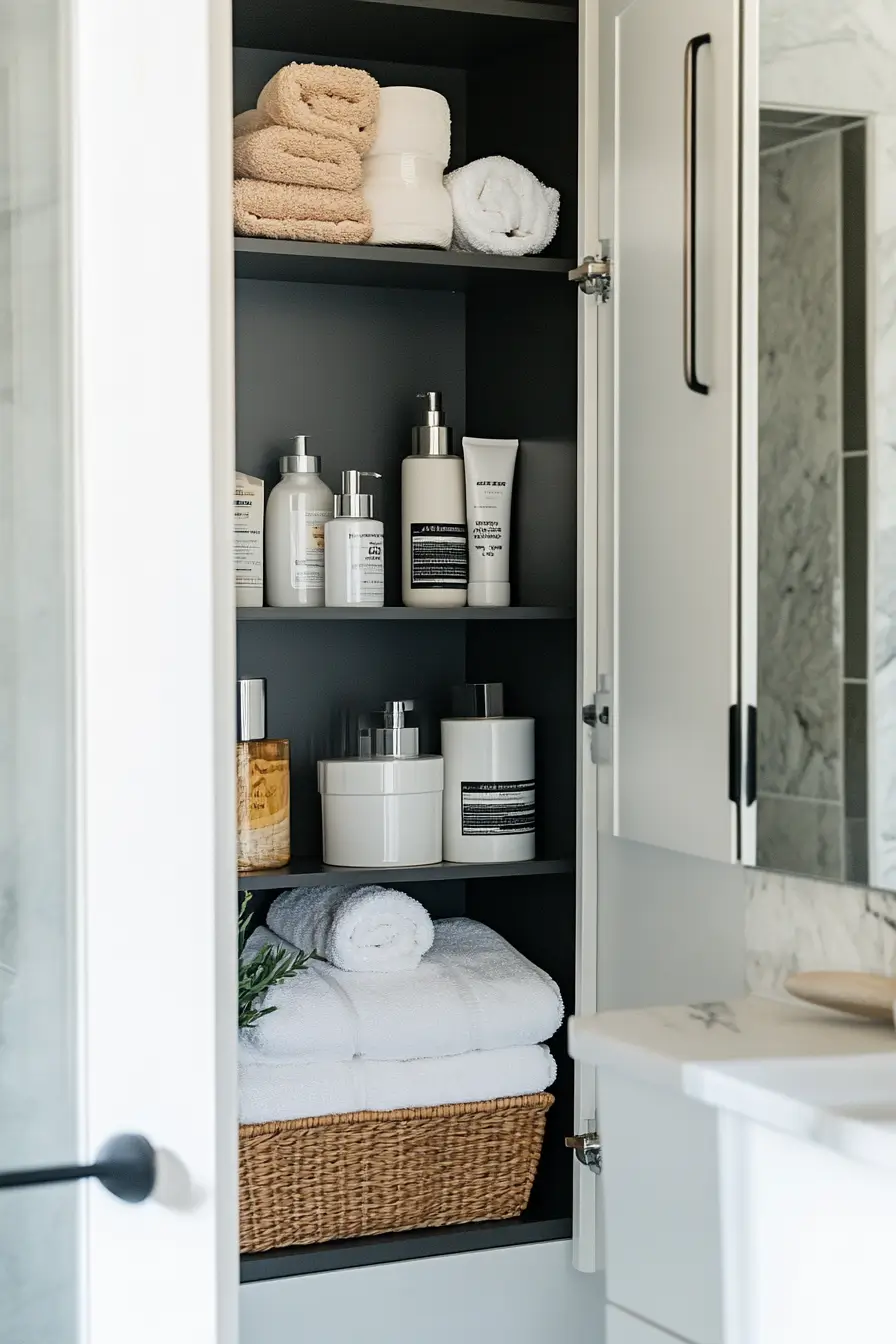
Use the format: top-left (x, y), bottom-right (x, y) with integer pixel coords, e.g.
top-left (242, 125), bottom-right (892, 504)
top-left (749, 1), bottom-right (896, 894)
top-left (609, 0), bottom-right (896, 898)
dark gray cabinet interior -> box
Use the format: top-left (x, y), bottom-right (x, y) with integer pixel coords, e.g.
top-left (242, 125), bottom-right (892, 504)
top-left (234, 0), bottom-right (580, 1281)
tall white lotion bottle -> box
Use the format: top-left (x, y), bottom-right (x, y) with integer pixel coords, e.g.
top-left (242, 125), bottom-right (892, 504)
top-left (265, 435), bottom-right (334, 608)
top-left (325, 470), bottom-right (385, 608)
top-left (402, 391), bottom-right (467, 608)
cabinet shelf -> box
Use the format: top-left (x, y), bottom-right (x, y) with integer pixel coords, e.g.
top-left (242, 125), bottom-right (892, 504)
top-left (234, 238), bottom-right (574, 290)
top-left (240, 1213), bottom-right (572, 1282)
top-left (232, 0), bottom-right (576, 67)
top-left (237, 856), bottom-right (573, 890)
top-left (236, 605), bottom-right (574, 622)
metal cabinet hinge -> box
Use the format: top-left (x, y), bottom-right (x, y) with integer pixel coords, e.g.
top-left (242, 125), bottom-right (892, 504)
top-left (569, 246), bottom-right (612, 301)
top-left (565, 1131), bottom-right (602, 1173)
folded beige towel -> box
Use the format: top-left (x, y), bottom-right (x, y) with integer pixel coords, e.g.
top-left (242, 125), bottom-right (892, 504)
top-left (233, 125), bottom-right (362, 191)
top-left (257, 63), bottom-right (379, 154)
top-left (233, 108), bottom-right (273, 137)
top-left (233, 179), bottom-right (373, 244)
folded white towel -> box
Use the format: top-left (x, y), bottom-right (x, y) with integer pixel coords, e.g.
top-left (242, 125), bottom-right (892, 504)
top-left (243, 917), bottom-right (564, 1062)
top-left (239, 1038), bottom-right (556, 1123)
top-left (444, 156), bottom-right (560, 257)
top-left (267, 884), bottom-right (434, 973)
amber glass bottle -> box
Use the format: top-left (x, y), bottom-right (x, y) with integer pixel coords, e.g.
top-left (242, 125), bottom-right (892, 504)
top-left (236, 678), bottom-right (290, 873)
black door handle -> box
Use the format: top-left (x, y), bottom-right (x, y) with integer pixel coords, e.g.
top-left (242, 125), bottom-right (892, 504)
top-left (0, 1133), bottom-right (156, 1204)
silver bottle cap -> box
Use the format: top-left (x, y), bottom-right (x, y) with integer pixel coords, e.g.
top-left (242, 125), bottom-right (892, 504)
top-left (451, 682), bottom-right (504, 718)
top-left (238, 677), bottom-right (267, 741)
top-left (334, 469), bottom-right (381, 519)
top-left (280, 434), bottom-right (321, 474)
top-left (374, 699), bottom-right (419, 758)
top-left (411, 391), bottom-right (454, 457)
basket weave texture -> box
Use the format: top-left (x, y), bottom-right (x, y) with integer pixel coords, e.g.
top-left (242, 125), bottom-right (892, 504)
top-left (239, 1091), bottom-right (554, 1253)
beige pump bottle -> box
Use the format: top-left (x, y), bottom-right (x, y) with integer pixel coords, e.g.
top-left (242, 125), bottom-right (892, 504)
top-left (401, 391), bottom-right (467, 608)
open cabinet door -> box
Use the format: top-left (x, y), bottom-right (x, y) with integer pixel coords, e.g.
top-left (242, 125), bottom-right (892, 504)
top-left (604, 0), bottom-right (745, 867)
top-left (573, 0), bottom-right (747, 1274)
top-left (570, 0), bottom-right (603, 1279)
top-left (0, 0), bottom-right (237, 1339)
top-left (570, 0), bottom-right (753, 1275)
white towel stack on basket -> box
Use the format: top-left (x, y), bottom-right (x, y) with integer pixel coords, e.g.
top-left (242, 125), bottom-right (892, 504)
top-left (239, 884), bottom-right (562, 1124)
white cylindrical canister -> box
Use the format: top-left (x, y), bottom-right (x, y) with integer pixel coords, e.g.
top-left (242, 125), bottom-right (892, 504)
top-left (363, 87), bottom-right (453, 249)
top-left (318, 756), bottom-right (444, 867)
top-left (441, 684), bottom-right (535, 863)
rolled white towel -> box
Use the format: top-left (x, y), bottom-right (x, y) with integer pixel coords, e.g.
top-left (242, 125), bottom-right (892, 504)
top-left (243, 917), bottom-right (564, 1062)
top-left (444, 156), bottom-right (560, 257)
top-left (267, 884), bottom-right (434, 973)
top-left (239, 1037), bottom-right (556, 1123)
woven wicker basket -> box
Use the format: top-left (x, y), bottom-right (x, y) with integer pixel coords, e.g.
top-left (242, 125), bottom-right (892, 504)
top-left (239, 1091), bottom-right (553, 1253)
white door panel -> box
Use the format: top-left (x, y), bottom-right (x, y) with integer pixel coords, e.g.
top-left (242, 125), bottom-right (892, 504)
top-left (573, 0), bottom-right (604, 1277)
top-left (0, 0), bottom-right (237, 1338)
top-left (609, 0), bottom-right (743, 863)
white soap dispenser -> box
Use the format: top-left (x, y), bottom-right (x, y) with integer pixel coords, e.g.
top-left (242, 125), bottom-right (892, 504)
top-left (324, 470), bottom-right (385, 608)
top-left (318, 699), bottom-right (444, 866)
top-left (402, 392), bottom-right (467, 608)
top-left (265, 436), bottom-right (335, 608)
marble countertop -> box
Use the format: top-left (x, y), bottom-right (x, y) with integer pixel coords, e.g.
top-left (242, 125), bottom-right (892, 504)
top-left (569, 996), bottom-right (896, 1171)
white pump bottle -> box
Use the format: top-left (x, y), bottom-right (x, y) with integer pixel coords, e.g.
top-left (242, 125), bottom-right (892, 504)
top-left (265, 436), bottom-right (334, 607)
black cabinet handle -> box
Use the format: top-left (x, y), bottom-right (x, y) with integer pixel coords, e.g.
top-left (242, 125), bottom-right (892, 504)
top-left (0, 1133), bottom-right (156, 1204)
top-left (684, 32), bottom-right (711, 396)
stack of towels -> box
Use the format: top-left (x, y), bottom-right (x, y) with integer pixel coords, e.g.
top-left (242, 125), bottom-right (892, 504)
top-left (240, 884), bottom-right (563, 1125)
top-left (234, 62), bottom-right (380, 244)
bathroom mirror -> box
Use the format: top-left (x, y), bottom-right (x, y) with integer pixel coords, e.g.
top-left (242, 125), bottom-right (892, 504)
top-left (753, 4), bottom-right (896, 890)
top-left (756, 104), bottom-right (869, 885)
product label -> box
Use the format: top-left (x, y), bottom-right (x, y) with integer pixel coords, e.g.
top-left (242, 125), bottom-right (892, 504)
top-left (249, 757), bottom-right (290, 830)
top-left (410, 522), bottom-right (468, 589)
top-left (290, 508), bottom-right (329, 592)
top-left (461, 780), bottom-right (536, 837)
top-left (469, 481), bottom-right (508, 566)
top-left (349, 530), bottom-right (385, 604)
top-left (234, 482), bottom-right (263, 591)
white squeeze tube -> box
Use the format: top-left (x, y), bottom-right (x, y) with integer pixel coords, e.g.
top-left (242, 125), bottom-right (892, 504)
top-left (462, 437), bottom-right (519, 607)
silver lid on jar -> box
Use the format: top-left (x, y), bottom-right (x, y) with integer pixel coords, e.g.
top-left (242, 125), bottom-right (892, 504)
top-left (451, 682), bottom-right (504, 718)
top-left (280, 434), bottom-right (321, 474)
top-left (238, 677), bottom-right (267, 741)
top-left (411, 391), bottom-right (453, 457)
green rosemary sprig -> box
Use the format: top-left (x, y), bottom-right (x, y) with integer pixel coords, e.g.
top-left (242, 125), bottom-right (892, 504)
top-left (238, 893), bottom-right (318, 1030)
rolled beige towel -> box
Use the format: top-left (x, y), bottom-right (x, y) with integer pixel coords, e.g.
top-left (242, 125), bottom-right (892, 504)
top-left (233, 109), bottom-right (273, 137)
top-left (233, 179), bottom-right (373, 244)
top-left (234, 125), bottom-right (362, 191)
top-left (257, 63), bottom-right (379, 154)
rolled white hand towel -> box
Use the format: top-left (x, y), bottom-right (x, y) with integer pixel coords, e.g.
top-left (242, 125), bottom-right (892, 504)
top-left (239, 1037), bottom-right (556, 1124)
top-left (267, 884), bottom-right (434, 973)
top-left (444, 156), bottom-right (559, 257)
top-left (243, 917), bottom-right (564, 1062)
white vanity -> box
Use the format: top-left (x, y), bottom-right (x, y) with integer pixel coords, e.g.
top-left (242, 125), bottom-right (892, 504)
top-left (570, 999), bottom-right (896, 1344)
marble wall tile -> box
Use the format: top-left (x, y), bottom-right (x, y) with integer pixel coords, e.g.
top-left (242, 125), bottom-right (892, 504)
top-left (761, 0), bottom-right (896, 113)
top-left (757, 134), bottom-right (842, 804)
top-left (756, 794), bottom-right (843, 881)
top-left (746, 866), bottom-right (896, 997)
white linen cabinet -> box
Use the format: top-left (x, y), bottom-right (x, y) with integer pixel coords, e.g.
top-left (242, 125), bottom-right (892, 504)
top-left (230, 1), bottom-right (751, 1338)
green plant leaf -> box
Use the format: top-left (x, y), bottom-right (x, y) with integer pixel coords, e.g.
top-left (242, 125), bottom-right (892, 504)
top-left (238, 895), bottom-right (317, 1029)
